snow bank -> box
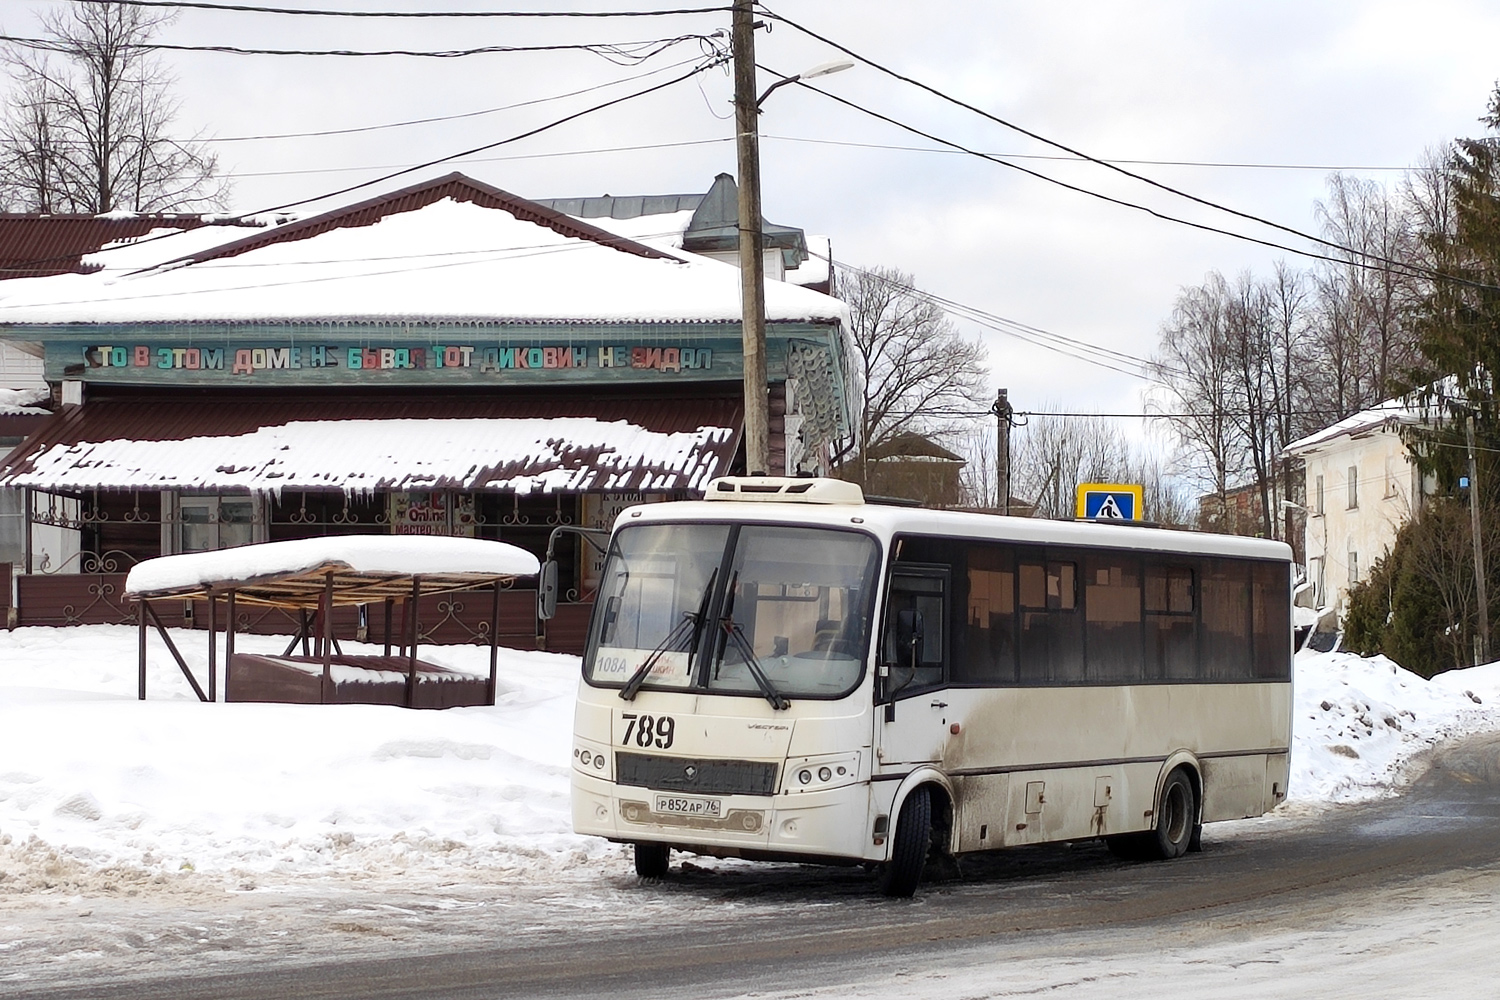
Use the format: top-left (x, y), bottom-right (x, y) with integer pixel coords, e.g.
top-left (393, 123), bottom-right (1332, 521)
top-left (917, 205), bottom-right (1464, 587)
top-left (1290, 648), bottom-right (1497, 801)
top-left (2, 627), bottom-right (1499, 891)
top-left (0, 625), bottom-right (599, 886)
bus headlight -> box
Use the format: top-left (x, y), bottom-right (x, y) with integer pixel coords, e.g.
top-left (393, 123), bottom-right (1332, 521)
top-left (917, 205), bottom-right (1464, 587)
top-left (573, 743), bottom-right (610, 776)
top-left (782, 752), bottom-right (860, 794)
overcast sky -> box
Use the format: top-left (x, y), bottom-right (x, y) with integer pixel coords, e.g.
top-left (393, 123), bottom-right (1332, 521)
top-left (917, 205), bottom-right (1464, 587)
top-left (12, 0), bottom-right (1500, 440)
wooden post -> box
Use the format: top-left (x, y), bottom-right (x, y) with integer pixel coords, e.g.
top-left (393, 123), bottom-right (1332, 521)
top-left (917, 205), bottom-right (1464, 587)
top-left (406, 577), bottom-right (421, 708)
top-left (1468, 414), bottom-right (1490, 665)
top-left (137, 599), bottom-right (147, 701)
top-left (383, 597), bottom-right (394, 657)
top-left (225, 591), bottom-right (236, 701)
top-left (145, 602), bottom-right (207, 702)
top-left (206, 589), bottom-right (217, 703)
top-left (320, 572), bottom-right (335, 703)
top-left (488, 578), bottom-right (501, 706)
top-left (300, 607), bottom-right (311, 656)
top-left (733, 0), bottom-right (770, 474)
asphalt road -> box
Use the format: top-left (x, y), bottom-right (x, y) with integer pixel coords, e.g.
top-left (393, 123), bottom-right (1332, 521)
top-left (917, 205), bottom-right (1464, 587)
top-left (16, 732), bottom-right (1500, 1000)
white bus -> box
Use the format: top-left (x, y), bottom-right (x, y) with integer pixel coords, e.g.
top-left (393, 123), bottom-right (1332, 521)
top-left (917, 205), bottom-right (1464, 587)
top-left (565, 477), bottom-right (1292, 896)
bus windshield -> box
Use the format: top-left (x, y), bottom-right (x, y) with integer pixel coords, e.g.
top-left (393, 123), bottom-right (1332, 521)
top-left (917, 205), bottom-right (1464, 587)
top-left (585, 522), bottom-right (880, 700)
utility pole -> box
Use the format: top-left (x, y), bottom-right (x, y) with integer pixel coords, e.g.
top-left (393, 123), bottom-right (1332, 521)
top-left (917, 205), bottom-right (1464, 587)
top-left (732, 0), bottom-right (770, 476)
top-left (993, 388), bottom-right (1012, 514)
top-left (1467, 414), bottom-right (1490, 665)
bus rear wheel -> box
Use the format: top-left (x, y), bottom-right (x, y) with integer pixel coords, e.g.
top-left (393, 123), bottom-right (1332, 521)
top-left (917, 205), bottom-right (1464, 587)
top-left (1146, 769), bottom-right (1197, 861)
top-left (633, 841), bottom-right (670, 879)
top-left (879, 785), bottom-right (931, 897)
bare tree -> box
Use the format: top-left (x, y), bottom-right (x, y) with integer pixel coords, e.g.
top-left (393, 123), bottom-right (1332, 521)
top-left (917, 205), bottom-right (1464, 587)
top-left (0, 1), bottom-right (225, 213)
top-left (834, 264), bottom-right (989, 475)
top-left (1152, 273), bottom-right (1242, 509)
top-left (1008, 411), bottom-right (1191, 525)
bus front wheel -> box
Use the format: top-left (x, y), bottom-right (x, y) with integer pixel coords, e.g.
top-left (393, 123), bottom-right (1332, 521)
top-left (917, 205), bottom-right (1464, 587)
top-left (879, 785), bottom-right (932, 897)
top-left (1146, 769), bottom-right (1197, 861)
top-left (634, 841), bottom-right (670, 879)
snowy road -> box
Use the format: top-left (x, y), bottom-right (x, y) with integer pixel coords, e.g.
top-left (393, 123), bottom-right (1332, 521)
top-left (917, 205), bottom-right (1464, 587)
top-left (9, 730), bottom-right (1500, 999)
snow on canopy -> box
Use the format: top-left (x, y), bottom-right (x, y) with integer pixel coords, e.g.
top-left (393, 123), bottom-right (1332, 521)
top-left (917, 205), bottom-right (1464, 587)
top-left (125, 534), bottom-right (539, 602)
top-left (2, 415), bottom-right (737, 493)
top-left (0, 196), bottom-right (848, 327)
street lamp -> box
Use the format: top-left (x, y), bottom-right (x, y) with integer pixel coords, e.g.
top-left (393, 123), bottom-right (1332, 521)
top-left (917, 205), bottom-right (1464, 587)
top-left (755, 59), bottom-right (855, 107)
top-left (732, 0), bottom-right (852, 475)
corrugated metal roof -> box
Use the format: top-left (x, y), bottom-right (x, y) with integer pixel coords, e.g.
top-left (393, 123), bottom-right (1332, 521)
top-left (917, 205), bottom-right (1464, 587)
top-left (0, 215), bottom-right (259, 278)
top-left (159, 172), bottom-right (682, 270)
top-left (531, 193), bottom-right (706, 220)
top-left (1, 390), bottom-right (743, 494)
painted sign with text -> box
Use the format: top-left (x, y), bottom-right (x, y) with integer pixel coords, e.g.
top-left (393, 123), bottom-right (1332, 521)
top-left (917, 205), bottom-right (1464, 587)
top-left (75, 342), bottom-right (718, 379)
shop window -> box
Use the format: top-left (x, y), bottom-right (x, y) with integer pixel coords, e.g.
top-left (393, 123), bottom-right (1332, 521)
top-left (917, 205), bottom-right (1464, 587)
top-left (177, 495), bottom-right (262, 553)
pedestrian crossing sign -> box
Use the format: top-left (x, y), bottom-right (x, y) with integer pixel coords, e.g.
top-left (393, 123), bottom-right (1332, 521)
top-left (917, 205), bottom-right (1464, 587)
top-left (1076, 483), bottom-right (1144, 522)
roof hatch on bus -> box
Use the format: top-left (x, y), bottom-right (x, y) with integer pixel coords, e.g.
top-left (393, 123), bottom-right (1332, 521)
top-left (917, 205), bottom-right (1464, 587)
top-left (704, 476), bottom-right (865, 505)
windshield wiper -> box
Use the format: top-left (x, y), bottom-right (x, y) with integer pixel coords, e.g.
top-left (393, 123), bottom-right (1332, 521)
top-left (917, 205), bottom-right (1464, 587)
top-left (619, 568), bottom-right (716, 701)
top-left (716, 571), bottom-right (790, 711)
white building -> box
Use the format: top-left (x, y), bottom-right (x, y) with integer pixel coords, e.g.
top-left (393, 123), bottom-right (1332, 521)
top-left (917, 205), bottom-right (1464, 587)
top-left (1284, 399), bottom-right (1426, 616)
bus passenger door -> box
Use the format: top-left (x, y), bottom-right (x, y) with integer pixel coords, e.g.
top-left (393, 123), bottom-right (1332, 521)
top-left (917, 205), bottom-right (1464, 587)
top-left (876, 567), bottom-right (951, 766)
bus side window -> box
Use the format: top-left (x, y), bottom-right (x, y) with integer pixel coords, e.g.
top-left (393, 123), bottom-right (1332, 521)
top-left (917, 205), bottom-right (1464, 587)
top-left (960, 542), bottom-right (1016, 684)
top-left (1145, 563), bottom-right (1196, 681)
top-left (1084, 554), bottom-right (1142, 683)
top-left (1018, 557), bottom-right (1082, 684)
top-left (1201, 558), bottom-right (1252, 680)
top-left (1251, 561), bottom-right (1292, 680)
top-left (883, 571), bottom-right (947, 694)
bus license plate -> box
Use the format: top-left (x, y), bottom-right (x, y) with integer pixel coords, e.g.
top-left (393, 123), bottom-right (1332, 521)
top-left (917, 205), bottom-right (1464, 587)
top-left (654, 795), bottom-right (722, 818)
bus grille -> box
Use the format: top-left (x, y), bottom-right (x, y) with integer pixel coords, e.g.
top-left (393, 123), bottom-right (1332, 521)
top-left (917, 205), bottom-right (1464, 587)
top-left (615, 752), bottom-right (779, 796)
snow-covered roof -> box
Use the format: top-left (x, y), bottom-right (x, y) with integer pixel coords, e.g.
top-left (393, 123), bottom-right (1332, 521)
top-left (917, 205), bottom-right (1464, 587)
top-left (789, 235), bottom-right (831, 289)
top-left (2, 415), bottom-right (738, 494)
top-left (1284, 398), bottom-right (1422, 455)
top-left (125, 534), bottom-right (539, 605)
top-left (0, 183), bottom-right (847, 328)
top-left (0, 386), bottom-right (47, 415)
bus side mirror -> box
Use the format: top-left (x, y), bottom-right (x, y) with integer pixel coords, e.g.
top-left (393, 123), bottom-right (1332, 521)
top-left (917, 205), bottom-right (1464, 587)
top-left (537, 560), bottom-right (558, 620)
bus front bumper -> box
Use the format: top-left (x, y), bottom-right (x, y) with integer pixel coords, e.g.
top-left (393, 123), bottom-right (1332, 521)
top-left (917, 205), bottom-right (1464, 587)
top-left (571, 770), bottom-right (875, 861)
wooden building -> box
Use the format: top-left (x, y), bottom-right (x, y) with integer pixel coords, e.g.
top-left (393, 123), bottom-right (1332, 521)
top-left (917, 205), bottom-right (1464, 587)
top-left (0, 173), bottom-right (855, 650)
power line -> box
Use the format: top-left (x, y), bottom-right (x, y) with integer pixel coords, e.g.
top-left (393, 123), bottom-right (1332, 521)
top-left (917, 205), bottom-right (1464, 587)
top-left (257, 59), bottom-right (721, 216)
top-left (825, 253), bottom-right (1178, 382)
top-left (760, 134), bottom-right (1415, 173)
top-left (0, 55), bottom-right (722, 274)
top-left (784, 70), bottom-right (1499, 294)
top-left (222, 137), bottom-right (731, 179)
top-left (758, 8), bottom-right (1493, 293)
top-left (205, 55), bottom-right (705, 142)
top-left (82, 1), bottom-right (732, 17)
top-left (0, 31), bottom-right (709, 62)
